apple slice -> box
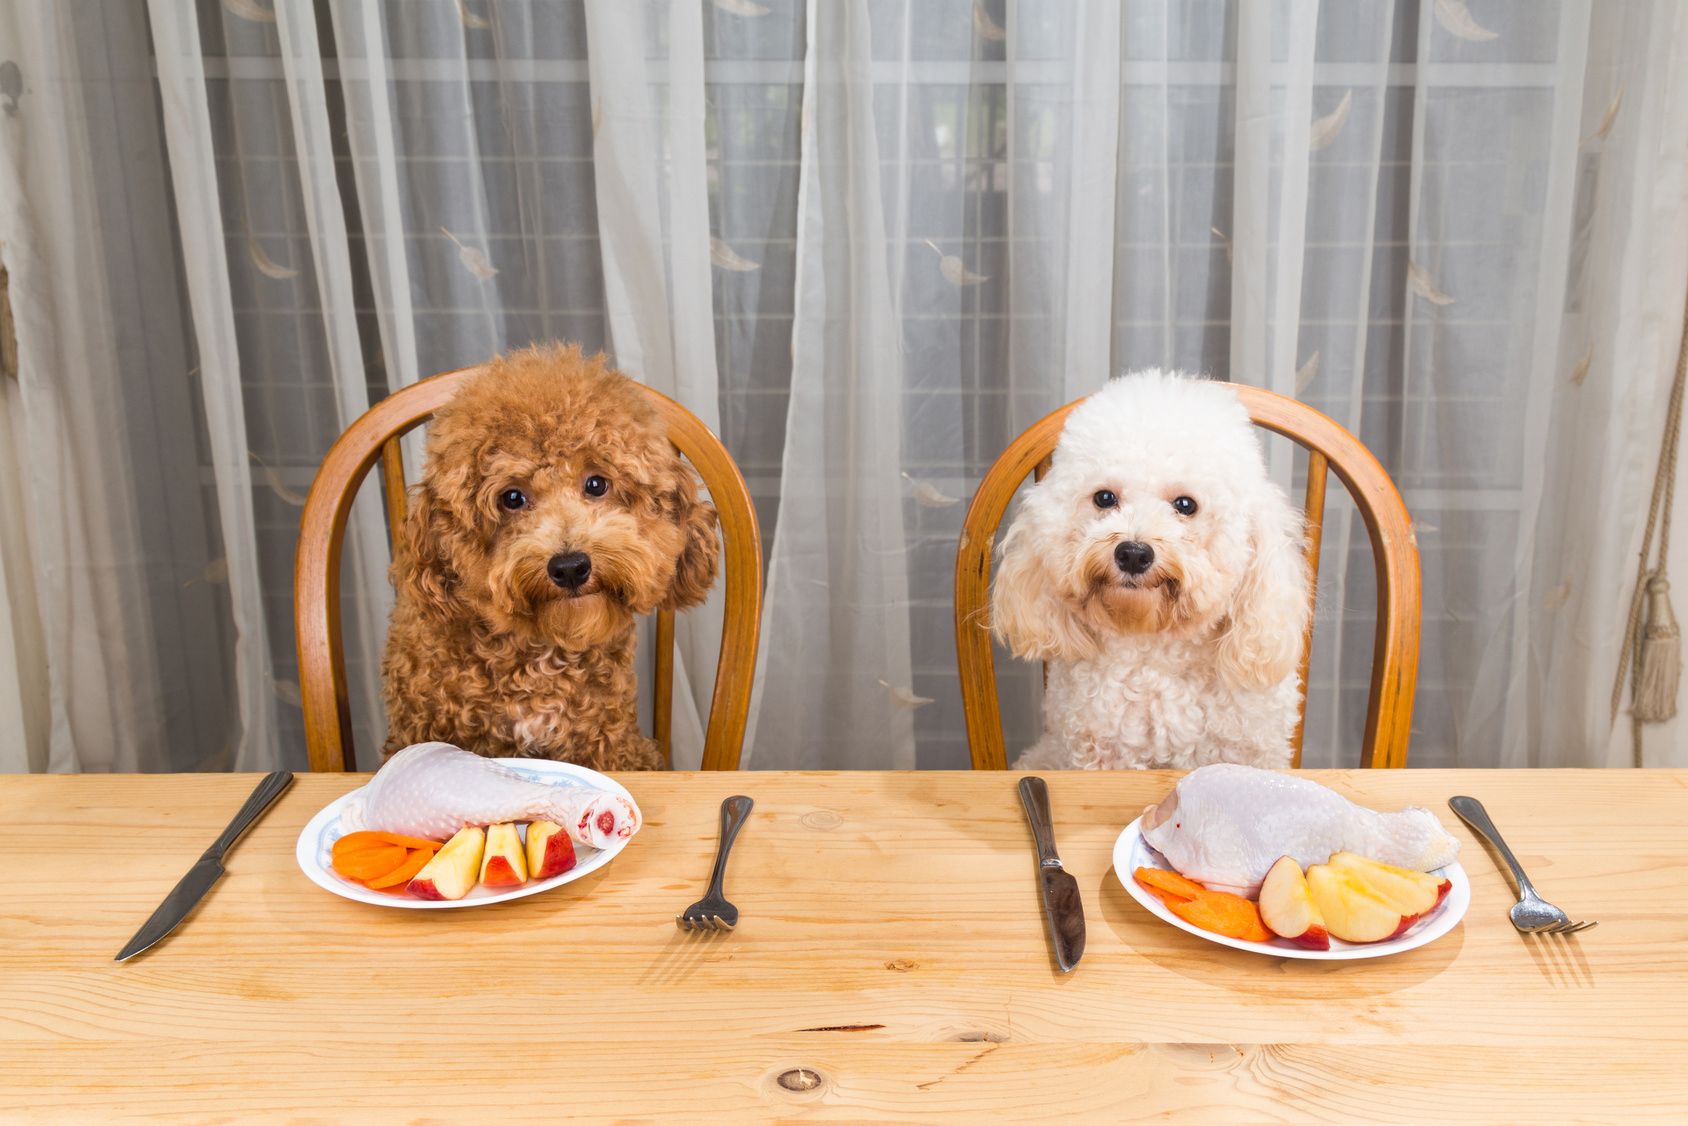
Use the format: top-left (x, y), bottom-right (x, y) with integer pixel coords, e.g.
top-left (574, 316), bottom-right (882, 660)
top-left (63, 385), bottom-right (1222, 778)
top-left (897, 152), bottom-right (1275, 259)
top-left (407, 826), bottom-right (486, 901)
top-left (480, 823), bottom-right (528, 888)
top-left (1328, 851), bottom-right (1450, 913)
top-left (526, 820), bottom-right (577, 880)
top-left (1305, 864), bottom-right (1417, 943)
top-left (1258, 856), bottom-right (1331, 950)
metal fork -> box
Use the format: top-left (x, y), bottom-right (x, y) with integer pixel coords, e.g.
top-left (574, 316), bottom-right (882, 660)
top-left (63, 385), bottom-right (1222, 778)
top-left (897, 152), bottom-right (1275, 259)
top-left (1448, 796), bottom-right (1596, 936)
top-left (677, 795), bottom-right (753, 933)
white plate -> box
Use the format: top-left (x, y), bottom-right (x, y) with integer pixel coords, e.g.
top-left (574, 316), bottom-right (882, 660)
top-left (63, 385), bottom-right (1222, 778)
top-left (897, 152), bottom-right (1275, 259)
top-left (296, 758), bottom-right (635, 909)
top-left (1113, 816), bottom-right (1470, 960)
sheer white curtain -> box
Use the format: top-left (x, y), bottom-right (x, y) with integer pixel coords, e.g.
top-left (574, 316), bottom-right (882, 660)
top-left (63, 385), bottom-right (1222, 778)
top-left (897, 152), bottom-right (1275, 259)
top-left (2, 0), bottom-right (217, 772)
top-left (1, 0), bottom-right (1685, 773)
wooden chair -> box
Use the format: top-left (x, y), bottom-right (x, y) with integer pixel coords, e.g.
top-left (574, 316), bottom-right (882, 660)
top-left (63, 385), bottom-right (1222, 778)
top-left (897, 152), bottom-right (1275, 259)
top-left (954, 385), bottom-right (1419, 770)
top-left (294, 365), bottom-right (763, 772)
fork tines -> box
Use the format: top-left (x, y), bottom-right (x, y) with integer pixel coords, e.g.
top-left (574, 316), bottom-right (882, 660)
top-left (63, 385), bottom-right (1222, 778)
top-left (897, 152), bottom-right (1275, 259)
top-left (1540, 920), bottom-right (1597, 935)
top-left (676, 912), bottom-right (734, 932)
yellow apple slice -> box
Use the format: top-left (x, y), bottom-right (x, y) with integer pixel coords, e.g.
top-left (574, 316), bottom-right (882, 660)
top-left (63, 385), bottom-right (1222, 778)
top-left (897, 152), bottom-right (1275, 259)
top-left (407, 826), bottom-right (486, 901)
top-left (1258, 856), bottom-right (1330, 950)
top-left (479, 823), bottom-right (528, 888)
top-left (1327, 851), bottom-right (1450, 913)
top-left (1306, 864), bottom-right (1417, 943)
top-left (526, 820), bottom-right (577, 880)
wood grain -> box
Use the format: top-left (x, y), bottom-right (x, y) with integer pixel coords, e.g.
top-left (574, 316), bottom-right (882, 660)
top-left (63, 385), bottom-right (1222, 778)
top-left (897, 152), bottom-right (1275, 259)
top-left (1293, 449), bottom-right (1329, 766)
top-left (2, 770), bottom-right (1683, 1122)
top-left (293, 365), bottom-right (763, 772)
top-left (378, 436), bottom-right (407, 551)
top-left (956, 385), bottom-right (1421, 770)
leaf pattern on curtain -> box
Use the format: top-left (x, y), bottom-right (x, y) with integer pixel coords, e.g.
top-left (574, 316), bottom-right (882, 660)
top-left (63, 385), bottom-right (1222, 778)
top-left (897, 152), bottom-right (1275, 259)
top-left (1433, 0), bottom-right (1500, 43)
top-left (454, 1), bottom-right (490, 32)
top-left (221, 0), bottom-right (276, 26)
top-left (1308, 91), bottom-right (1353, 152)
top-left (709, 238), bottom-right (761, 272)
top-left (922, 240), bottom-right (990, 287)
top-left (1587, 89), bottom-right (1624, 144)
top-left (246, 237), bottom-right (299, 280)
top-left (439, 228), bottom-right (499, 281)
top-left (1407, 259), bottom-right (1456, 306)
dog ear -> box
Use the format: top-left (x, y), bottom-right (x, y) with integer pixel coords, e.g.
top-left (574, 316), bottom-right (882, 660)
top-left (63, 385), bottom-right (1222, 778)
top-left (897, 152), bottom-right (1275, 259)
top-left (990, 509), bottom-right (1100, 663)
top-left (393, 485), bottom-right (462, 621)
top-left (662, 466), bottom-right (720, 611)
top-left (1214, 486), bottom-right (1311, 693)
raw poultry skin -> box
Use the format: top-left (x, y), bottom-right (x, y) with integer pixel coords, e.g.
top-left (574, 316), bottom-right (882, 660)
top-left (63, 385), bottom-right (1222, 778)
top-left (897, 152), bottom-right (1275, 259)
top-left (339, 743), bottom-right (641, 850)
top-left (1140, 763), bottom-right (1459, 896)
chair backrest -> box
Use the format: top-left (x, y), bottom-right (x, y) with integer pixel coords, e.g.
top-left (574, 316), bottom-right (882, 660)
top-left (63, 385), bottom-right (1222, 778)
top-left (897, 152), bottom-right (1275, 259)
top-left (294, 365), bottom-right (763, 772)
top-left (954, 383), bottom-right (1420, 770)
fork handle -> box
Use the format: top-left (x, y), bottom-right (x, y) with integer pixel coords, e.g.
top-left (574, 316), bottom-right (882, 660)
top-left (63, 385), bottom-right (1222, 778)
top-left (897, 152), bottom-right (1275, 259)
top-left (1449, 796), bottom-right (1540, 900)
top-left (706, 795), bottom-right (754, 898)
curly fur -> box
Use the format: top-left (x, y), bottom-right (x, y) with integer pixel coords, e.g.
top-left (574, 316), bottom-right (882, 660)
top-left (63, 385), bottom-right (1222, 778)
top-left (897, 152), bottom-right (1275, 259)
top-left (992, 371), bottom-right (1311, 770)
top-left (381, 344), bottom-right (720, 770)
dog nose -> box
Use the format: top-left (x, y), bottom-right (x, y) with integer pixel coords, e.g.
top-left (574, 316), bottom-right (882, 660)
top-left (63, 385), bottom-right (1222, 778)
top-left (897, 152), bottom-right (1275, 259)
top-left (547, 551), bottom-right (592, 590)
top-left (1114, 541), bottom-right (1155, 576)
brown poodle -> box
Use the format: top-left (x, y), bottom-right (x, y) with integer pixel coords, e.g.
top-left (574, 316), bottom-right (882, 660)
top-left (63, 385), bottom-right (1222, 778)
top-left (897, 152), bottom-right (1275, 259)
top-left (381, 344), bottom-right (720, 770)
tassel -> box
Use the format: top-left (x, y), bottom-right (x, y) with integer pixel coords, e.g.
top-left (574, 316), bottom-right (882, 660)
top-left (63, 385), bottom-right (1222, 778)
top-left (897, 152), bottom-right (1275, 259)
top-left (1634, 575), bottom-right (1681, 722)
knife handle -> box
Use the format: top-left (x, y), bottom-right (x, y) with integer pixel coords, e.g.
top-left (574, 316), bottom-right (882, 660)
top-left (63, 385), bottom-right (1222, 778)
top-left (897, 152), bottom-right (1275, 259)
top-left (1018, 776), bottom-right (1062, 867)
top-left (205, 771), bottom-right (294, 860)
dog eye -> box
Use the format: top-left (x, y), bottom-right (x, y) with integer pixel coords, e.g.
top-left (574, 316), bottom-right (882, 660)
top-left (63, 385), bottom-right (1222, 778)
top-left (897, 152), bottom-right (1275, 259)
top-left (1172, 495), bottom-right (1198, 516)
top-left (583, 475), bottom-right (610, 498)
top-left (1093, 490), bottom-right (1117, 510)
top-left (498, 489), bottom-right (527, 512)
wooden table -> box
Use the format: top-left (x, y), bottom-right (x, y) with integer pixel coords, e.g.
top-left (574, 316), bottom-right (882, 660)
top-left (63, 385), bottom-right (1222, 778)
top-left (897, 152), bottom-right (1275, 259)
top-left (2, 770), bottom-right (1684, 1122)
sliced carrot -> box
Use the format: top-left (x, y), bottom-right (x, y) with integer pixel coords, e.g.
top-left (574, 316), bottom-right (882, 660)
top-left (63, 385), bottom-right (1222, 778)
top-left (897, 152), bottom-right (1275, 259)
top-left (1134, 867), bottom-right (1210, 903)
top-left (366, 831), bottom-right (444, 851)
top-left (334, 830), bottom-right (441, 856)
top-left (331, 835), bottom-right (386, 866)
top-left (367, 881), bottom-right (416, 897)
top-left (1167, 890), bottom-right (1274, 944)
top-left (365, 848), bottom-right (433, 889)
top-left (332, 844), bottom-right (408, 881)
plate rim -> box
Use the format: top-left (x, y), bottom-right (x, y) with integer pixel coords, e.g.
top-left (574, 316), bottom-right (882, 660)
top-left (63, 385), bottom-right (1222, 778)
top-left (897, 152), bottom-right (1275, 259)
top-left (1112, 815), bottom-right (1470, 960)
top-left (295, 757), bottom-right (635, 909)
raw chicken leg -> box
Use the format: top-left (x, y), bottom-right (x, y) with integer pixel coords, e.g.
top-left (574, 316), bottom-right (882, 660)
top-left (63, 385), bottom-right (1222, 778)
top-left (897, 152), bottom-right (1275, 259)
top-left (339, 743), bottom-right (641, 849)
top-left (1140, 763), bottom-right (1459, 896)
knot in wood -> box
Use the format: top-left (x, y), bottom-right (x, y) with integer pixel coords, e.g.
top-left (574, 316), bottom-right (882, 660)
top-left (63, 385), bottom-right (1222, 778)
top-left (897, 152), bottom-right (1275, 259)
top-left (776, 1067), bottom-right (825, 1093)
top-left (800, 809), bottom-right (843, 831)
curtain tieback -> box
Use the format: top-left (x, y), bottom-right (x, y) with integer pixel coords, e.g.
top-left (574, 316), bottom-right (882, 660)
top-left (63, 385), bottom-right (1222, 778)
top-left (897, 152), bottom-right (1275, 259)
top-left (1634, 574), bottom-right (1681, 723)
top-left (1614, 277), bottom-right (1688, 754)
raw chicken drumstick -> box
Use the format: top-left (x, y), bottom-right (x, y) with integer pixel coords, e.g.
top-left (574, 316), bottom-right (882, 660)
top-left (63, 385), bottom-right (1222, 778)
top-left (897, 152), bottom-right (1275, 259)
top-left (339, 743), bottom-right (641, 849)
top-left (1141, 763), bottom-right (1459, 897)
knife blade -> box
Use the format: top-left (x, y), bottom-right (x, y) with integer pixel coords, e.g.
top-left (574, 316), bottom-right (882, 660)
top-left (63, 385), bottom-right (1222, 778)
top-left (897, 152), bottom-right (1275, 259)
top-left (1018, 775), bottom-right (1086, 972)
top-left (117, 770), bottom-right (294, 962)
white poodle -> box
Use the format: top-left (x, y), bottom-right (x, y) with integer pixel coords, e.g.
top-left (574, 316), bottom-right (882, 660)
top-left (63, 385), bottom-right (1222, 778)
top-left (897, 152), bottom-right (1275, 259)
top-left (992, 371), bottom-right (1312, 770)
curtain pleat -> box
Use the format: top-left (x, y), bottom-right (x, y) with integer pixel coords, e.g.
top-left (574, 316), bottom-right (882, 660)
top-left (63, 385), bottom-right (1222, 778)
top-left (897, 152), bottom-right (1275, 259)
top-left (1547, 1), bottom-right (1688, 767)
top-left (3, 3), bottom-right (173, 772)
top-left (272, 0), bottom-right (392, 765)
top-left (745, 0), bottom-right (916, 769)
top-left (1303, 2), bottom-right (1399, 766)
top-left (1056, 1), bottom-right (1122, 404)
top-left (325, 0), bottom-right (425, 479)
top-left (581, 0), bottom-right (720, 767)
top-left (146, 0), bottom-right (280, 772)
top-left (1483, 0), bottom-right (1593, 767)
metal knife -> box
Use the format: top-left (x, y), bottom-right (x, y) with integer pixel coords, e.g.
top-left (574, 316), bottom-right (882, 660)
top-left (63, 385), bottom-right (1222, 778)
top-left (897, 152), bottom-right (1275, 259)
top-left (116, 770), bottom-right (294, 962)
top-left (1017, 775), bottom-right (1086, 972)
